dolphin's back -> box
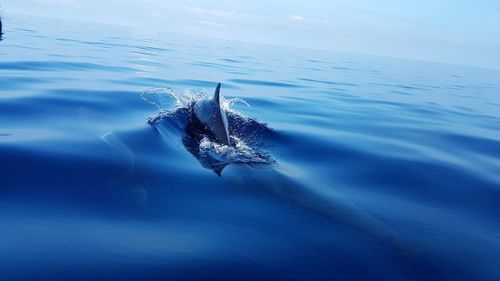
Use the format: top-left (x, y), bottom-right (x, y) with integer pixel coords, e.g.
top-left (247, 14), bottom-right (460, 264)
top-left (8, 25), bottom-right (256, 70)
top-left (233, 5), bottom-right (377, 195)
top-left (193, 83), bottom-right (231, 146)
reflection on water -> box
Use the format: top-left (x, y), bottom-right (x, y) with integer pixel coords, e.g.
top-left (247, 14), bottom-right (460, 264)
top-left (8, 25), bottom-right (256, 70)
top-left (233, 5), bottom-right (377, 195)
top-left (1, 13), bottom-right (500, 281)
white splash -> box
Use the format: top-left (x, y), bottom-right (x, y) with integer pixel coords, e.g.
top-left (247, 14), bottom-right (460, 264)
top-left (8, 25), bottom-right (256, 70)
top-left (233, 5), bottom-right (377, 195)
top-left (199, 136), bottom-right (268, 165)
top-left (142, 87), bottom-right (250, 112)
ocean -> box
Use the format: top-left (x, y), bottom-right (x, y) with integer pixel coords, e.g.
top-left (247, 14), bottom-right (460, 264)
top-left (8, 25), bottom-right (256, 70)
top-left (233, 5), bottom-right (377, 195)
top-left (1, 13), bottom-right (500, 281)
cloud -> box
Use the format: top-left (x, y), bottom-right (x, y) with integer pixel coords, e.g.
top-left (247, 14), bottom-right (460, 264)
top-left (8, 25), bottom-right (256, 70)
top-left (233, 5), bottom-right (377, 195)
top-left (309, 18), bottom-right (331, 24)
top-left (187, 6), bottom-right (235, 18)
top-left (198, 20), bottom-right (226, 28)
top-left (290, 15), bottom-right (304, 21)
top-left (289, 14), bottom-right (332, 25)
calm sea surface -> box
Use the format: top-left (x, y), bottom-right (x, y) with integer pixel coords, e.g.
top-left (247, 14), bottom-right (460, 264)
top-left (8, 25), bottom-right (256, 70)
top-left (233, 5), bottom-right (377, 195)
top-left (1, 14), bottom-right (500, 281)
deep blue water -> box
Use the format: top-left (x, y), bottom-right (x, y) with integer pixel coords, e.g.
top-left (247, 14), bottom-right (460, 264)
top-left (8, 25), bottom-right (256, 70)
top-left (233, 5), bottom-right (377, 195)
top-left (1, 14), bottom-right (500, 281)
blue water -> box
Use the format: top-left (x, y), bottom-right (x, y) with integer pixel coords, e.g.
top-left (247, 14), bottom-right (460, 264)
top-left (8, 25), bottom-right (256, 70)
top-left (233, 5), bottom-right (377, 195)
top-left (1, 14), bottom-right (500, 281)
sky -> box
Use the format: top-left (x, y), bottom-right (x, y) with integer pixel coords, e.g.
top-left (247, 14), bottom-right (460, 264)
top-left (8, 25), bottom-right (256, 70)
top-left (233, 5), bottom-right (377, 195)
top-left (2, 0), bottom-right (499, 69)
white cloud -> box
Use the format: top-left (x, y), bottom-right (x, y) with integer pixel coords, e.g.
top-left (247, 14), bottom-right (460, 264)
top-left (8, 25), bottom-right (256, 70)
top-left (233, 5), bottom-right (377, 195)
top-left (187, 6), bottom-right (235, 18)
top-left (290, 15), bottom-right (304, 21)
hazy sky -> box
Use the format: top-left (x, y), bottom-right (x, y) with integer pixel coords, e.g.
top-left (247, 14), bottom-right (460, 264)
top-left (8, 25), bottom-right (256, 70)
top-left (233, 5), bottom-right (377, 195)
top-left (2, 0), bottom-right (499, 69)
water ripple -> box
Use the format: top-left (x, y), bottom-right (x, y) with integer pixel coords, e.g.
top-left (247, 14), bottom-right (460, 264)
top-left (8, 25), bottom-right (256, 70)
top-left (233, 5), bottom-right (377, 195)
top-left (2, 14), bottom-right (500, 281)
top-left (229, 79), bottom-right (304, 88)
top-left (0, 61), bottom-right (134, 72)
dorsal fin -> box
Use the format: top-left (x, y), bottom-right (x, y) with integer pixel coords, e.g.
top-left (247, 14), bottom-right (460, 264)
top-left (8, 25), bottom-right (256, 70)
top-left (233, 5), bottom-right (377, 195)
top-left (213, 83), bottom-right (221, 105)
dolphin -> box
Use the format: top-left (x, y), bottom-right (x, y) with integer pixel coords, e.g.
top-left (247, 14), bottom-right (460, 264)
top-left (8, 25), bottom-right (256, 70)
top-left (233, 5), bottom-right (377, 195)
top-left (149, 85), bottom-right (413, 256)
top-left (193, 83), bottom-right (231, 146)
